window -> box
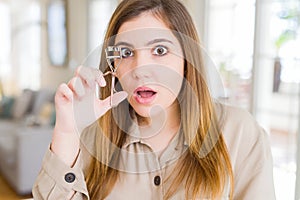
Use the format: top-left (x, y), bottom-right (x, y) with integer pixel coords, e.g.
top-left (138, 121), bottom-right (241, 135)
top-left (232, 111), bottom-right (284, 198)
top-left (206, 0), bottom-right (300, 199)
top-left (14, 2), bottom-right (41, 90)
top-left (0, 1), bottom-right (41, 94)
top-left (0, 2), bottom-right (11, 92)
top-left (206, 0), bottom-right (256, 110)
top-left (87, 0), bottom-right (118, 53)
top-left (271, 1), bottom-right (300, 84)
top-left (259, 1), bottom-right (299, 199)
top-left (47, 0), bottom-right (68, 66)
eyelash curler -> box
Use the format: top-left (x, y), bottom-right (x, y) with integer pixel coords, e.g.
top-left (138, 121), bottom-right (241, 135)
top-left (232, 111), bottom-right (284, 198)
top-left (104, 46), bottom-right (123, 106)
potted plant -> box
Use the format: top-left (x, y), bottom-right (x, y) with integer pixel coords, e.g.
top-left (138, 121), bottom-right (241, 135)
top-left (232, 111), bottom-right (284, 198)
top-left (273, 5), bottom-right (300, 92)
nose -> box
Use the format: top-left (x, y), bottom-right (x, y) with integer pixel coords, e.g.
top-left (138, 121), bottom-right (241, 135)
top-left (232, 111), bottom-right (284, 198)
top-left (131, 49), bottom-right (152, 79)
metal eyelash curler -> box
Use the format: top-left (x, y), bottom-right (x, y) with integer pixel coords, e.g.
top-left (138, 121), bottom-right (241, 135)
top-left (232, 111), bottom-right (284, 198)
top-left (104, 46), bottom-right (123, 106)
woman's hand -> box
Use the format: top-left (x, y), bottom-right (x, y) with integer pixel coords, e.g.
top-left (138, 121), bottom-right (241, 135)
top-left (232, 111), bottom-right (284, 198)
top-left (51, 66), bottom-right (127, 166)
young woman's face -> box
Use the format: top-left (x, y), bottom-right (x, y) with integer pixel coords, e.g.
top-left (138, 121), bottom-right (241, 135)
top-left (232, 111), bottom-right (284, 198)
top-left (115, 12), bottom-right (184, 118)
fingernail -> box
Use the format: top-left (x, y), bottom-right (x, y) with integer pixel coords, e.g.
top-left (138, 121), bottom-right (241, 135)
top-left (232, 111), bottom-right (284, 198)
top-left (99, 77), bottom-right (106, 86)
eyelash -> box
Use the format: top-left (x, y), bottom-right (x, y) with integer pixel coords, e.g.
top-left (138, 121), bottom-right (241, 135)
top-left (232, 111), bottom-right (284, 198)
top-left (121, 47), bottom-right (134, 58)
top-left (152, 45), bottom-right (168, 56)
top-left (119, 45), bottom-right (169, 59)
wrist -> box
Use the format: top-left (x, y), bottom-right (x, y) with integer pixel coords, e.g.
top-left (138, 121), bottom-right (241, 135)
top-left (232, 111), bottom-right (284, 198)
top-left (51, 129), bottom-right (80, 167)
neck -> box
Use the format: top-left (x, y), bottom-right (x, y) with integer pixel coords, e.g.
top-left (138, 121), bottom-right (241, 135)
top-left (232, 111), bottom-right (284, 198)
top-left (137, 102), bottom-right (181, 152)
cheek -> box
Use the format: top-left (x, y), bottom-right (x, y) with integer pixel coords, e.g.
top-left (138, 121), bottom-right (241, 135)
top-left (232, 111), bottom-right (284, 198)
top-left (155, 72), bottom-right (183, 99)
top-left (173, 62), bottom-right (184, 77)
top-left (116, 66), bottom-right (127, 79)
top-left (162, 55), bottom-right (184, 76)
top-left (116, 56), bottom-right (184, 91)
top-left (116, 72), bottom-right (137, 98)
top-left (116, 68), bottom-right (130, 89)
top-left (156, 58), bottom-right (184, 90)
top-left (175, 56), bottom-right (184, 75)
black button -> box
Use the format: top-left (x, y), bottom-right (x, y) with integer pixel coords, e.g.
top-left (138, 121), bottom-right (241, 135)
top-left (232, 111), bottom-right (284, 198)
top-left (154, 175), bottom-right (161, 186)
top-left (64, 172), bottom-right (76, 183)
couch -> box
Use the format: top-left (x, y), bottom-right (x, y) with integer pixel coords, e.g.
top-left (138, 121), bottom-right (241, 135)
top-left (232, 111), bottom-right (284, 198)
top-left (0, 88), bottom-right (55, 195)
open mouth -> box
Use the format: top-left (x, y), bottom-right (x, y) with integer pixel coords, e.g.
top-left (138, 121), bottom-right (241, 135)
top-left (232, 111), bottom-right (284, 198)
top-left (133, 86), bottom-right (157, 104)
top-left (137, 90), bottom-right (157, 98)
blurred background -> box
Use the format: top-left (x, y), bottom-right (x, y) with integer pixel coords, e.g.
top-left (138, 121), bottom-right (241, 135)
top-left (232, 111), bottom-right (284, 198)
top-left (0, 0), bottom-right (299, 199)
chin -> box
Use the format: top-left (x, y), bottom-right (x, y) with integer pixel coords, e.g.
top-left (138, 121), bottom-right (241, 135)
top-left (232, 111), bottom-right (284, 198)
top-left (131, 105), bottom-right (153, 118)
top-left (132, 104), bottom-right (167, 119)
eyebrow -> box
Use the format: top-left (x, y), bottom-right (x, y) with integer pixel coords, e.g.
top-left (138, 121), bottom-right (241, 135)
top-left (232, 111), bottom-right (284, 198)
top-left (114, 38), bottom-right (174, 47)
top-left (146, 38), bottom-right (174, 46)
top-left (114, 41), bottom-right (134, 48)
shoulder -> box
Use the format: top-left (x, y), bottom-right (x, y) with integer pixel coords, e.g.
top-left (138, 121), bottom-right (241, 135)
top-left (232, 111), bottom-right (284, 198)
top-left (221, 104), bottom-right (256, 126)
top-left (219, 104), bottom-right (272, 170)
top-left (219, 104), bottom-right (270, 159)
top-left (218, 105), bottom-right (275, 198)
top-left (220, 104), bottom-right (264, 141)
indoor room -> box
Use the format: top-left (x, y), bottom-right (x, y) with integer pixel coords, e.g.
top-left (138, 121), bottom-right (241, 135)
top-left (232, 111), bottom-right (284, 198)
top-left (0, 0), bottom-right (299, 199)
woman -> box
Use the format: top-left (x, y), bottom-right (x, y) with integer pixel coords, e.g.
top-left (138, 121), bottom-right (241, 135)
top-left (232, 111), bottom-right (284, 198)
top-left (33, 0), bottom-right (275, 199)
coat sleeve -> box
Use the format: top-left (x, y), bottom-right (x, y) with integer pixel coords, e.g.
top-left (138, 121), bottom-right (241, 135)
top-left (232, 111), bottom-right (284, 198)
top-left (32, 147), bottom-right (90, 200)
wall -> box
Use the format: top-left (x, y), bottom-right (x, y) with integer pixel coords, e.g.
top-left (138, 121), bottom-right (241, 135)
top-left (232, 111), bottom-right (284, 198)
top-left (3, 0), bottom-right (205, 93)
top-left (184, 0), bottom-right (207, 47)
top-left (38, 0), bottom-right (208, 92)
top-left (40, 0), bottom-right (88, 91)
top-left (39, 0), bottom-right (206, 91)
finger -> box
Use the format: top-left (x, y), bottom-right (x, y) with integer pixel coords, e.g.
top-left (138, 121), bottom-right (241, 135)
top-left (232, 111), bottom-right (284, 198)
top-left (68, 77), bottom-right (85, 99)
top-left (95, 91), bottom-right (128, 117)
top-left (100, 92), bottom-right (127, 112)
top-left (75, 66), bottom-right (95, 88)
top-left (55, 83), bottom-right (73, 103)
top-left (95, 69), bottom-right (107, 87)
top-left (76, 66), bottom-right (106, 88)
top-left (110, 91), bottom-right (128, 107)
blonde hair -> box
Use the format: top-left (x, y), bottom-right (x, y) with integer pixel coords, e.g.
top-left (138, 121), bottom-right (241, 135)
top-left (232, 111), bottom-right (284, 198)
top-left (86, 0), bottom-right (233, 199)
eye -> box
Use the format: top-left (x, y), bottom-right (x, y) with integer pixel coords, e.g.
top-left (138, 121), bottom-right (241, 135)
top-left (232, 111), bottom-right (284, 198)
top-left (153, 46), bottom-right (168, 56)
top-left (121, 47), bottom-right (134, 58)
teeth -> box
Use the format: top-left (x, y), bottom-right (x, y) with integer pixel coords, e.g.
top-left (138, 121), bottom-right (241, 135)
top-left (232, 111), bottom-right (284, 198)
top-left (136, 89), bottom-right (156, 98)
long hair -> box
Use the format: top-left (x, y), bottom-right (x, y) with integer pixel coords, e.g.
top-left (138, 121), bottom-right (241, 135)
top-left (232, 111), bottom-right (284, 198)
top-left (86, 0), bottom-right (233, 199)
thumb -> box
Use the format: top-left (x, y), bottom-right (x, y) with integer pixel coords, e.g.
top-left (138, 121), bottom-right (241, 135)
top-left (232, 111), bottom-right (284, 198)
top-left (95, 91), bottom-right (128, 117)
top-left (110, 91), bottom-right (128, 107)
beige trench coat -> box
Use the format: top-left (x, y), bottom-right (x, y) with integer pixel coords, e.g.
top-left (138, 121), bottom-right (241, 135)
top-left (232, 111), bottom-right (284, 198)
top-left (32, 105), bottom-right (276, 200)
